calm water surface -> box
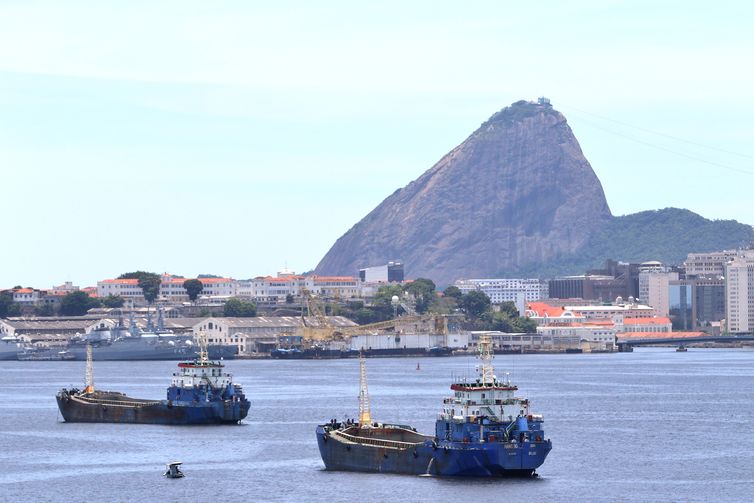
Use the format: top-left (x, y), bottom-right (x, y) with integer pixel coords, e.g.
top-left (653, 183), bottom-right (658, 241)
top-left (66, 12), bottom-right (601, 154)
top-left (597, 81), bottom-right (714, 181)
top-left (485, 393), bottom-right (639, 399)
top-left (1, 348), bottom-right (753, 502)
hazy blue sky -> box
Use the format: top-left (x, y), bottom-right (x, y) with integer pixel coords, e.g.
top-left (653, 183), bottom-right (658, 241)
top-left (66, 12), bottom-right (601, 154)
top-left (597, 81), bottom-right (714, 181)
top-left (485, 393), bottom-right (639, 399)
top-left (2, 1), bottom-right (753, 287)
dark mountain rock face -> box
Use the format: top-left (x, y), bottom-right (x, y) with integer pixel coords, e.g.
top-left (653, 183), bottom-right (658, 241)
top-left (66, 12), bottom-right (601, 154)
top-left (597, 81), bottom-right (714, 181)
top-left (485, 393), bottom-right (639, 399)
top-left (315, 100), bottom-right (613, 285)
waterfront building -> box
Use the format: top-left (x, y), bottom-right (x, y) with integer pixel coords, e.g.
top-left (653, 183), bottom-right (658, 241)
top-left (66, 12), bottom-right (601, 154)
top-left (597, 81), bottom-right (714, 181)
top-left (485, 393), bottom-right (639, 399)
top-left (527, 300), bottom-right (654, 324)
top-left (0, 316), bottom-right (110, 345)
top-left (725, 251), bottom-right (754, 333)
top-left (193, 316), bottom-right (358, 355)
top-left (536, 321), bottom-right (616, 351)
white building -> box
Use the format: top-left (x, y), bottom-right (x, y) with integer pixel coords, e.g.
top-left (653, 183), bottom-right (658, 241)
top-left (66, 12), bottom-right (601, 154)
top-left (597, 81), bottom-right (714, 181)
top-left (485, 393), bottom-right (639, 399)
top-left (350, 333), bottom-right (469, 351)
top-left (10, 288), bottom-right (42, 304)
top-left (536, 323), bottom-right (616, 351)
top-left (97, 275), bottom-right (239, 303)
top-left (725, 251), bottom-right (754, 333)
top-left (454, 278), bottom-right (548, 313)
top-left (685, 250), bottom-right (739, 277)
top-left (194, 316), bottom-right (358, 355)
top-left (248, 274), bottom-right (361, 302)
top-left (638, 270), bottom-right (678, 317)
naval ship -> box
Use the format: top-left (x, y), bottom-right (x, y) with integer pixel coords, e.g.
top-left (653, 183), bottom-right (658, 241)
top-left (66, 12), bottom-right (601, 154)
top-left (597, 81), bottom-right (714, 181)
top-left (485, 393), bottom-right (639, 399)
top-left (316, 335), bottom-right (552, 477)
top-left (0, 336), bottom-right (21, 360)
top-left (64, 311), bottom-right (236, 361)
top-left (56, 334), bottom-right (250, 425)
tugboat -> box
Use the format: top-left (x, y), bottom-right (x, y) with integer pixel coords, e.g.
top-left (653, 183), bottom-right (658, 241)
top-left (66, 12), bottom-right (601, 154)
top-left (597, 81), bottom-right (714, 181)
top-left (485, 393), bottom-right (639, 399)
top-left (56, 333), bottom-right (250, 425)
top-left (164, 462), bottom-right (185, 478)
top-left (316, 335), bottom-right (552, 477)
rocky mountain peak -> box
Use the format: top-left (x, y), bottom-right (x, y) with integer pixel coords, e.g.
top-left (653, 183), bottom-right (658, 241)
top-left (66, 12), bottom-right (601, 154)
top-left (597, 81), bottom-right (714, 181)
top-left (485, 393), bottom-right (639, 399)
top-left (315, 99), bottom-right (612, 285)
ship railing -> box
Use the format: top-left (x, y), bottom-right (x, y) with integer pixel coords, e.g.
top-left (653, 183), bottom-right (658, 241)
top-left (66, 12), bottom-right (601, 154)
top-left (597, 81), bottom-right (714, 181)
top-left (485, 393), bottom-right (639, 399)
top-left (331, 430), bottom-right (422, 450)
top-left (75, 395), bottom-right (160, 408)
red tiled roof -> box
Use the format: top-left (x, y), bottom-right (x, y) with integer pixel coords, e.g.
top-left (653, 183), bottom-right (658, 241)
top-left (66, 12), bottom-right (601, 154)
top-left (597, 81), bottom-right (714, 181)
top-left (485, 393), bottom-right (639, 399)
top-left (312, 276), bottom-right (357, 282)
top-left (619, 331), bottom-right (703, 340)
top-left (162, 278), bottom-right (233, 285)
top-left (101, 279), bottom-right (139, 284)
top-left (14, 288), bottom-right (34, 294)
top-left (527, 302), bottom-right (569, 317)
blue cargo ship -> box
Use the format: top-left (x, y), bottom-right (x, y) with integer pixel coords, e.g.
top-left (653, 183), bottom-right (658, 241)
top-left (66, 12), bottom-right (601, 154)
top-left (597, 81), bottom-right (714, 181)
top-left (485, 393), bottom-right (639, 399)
top-left (56, 335), bottom-right (249, 425)
top-left (316, 335), bottom-right (551, 477)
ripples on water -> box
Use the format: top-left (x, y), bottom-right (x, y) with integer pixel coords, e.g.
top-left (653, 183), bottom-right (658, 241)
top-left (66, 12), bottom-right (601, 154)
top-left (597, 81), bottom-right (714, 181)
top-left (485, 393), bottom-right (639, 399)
top-left (1, 348), bottom-right (753, 502)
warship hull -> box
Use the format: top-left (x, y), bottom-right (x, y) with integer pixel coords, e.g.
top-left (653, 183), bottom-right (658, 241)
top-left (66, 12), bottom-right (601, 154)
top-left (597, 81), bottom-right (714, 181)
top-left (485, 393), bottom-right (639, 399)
top-left (56, 390), bottom-right (249, 425)
top-left (316, 425), bottom-right (551, 477)
top-left (64, 342), bottom-right (236, 361)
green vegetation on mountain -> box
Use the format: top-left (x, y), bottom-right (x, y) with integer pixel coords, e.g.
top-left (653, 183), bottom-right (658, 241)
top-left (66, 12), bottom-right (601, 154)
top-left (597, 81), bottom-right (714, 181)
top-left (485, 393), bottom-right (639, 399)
top-left (512, 208), bottom-right (754, 277)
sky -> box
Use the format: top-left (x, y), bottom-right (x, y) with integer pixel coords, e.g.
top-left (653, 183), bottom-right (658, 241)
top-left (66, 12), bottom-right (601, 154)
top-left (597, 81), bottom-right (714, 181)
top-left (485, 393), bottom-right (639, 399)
top-left (2, 1), bottom-right (754, 288)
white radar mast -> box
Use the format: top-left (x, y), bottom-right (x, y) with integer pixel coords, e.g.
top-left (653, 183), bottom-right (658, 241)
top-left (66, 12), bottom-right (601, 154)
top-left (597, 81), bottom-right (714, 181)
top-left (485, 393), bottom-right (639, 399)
top-left (358, 353), bottom-right (372, 427)
top-left (84, 343), bottom-right (95, 394)
top-left (477, 334), bottom-right (495, 386)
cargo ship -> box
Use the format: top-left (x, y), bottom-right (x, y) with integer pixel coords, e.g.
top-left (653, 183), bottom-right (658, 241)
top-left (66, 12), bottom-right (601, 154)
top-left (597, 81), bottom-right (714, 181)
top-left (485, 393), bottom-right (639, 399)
top-left (56, 334), bottom-right (250, 425)
top-left (316, 335), bottom-right (551, 477)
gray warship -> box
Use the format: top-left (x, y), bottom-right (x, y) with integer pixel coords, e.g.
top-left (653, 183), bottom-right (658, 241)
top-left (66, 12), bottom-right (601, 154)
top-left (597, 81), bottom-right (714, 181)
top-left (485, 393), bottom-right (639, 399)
top-left (0, 336), bottom-right (22, 360)
top-left (64, 311), bottom-right (236, 361)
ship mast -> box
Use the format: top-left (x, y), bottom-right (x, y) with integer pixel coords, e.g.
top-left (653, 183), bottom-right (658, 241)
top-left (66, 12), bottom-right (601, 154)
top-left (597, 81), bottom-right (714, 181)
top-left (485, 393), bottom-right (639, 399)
top-left (477, 334), bottom-right (495, 386)
top-left (358, 353), bottom-right (372, 427)
top-left (195, 330), bottom-right (209, 363)
top-left (84, 343), bottom-right (95, 394)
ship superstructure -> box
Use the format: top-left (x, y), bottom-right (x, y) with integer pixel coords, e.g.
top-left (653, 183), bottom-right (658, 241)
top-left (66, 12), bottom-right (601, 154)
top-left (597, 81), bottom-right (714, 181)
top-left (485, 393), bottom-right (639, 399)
top-left (316, 336), bottom-right (551, 477)
top-left (64, 311), bottom-right (236, 361)
top-left (56, 333), bottom-right (249, 425)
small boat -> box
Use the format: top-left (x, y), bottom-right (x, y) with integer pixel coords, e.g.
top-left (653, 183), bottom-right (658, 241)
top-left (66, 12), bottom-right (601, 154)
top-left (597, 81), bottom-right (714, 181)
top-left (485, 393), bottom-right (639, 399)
top-left (164, 461), bottom-right (184, 478)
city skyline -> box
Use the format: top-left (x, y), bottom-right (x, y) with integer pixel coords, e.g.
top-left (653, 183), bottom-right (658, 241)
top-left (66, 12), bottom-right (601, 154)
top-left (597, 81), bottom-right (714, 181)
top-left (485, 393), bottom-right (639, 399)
top-left (3, 2), bottom-right (754, 287)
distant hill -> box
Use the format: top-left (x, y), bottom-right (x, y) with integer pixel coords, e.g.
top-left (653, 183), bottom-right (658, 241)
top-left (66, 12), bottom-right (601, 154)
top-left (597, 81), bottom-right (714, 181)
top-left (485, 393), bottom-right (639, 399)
top-left (513, 208), bottom-right (754, 278)
top-left (315, 100), bottom-right (754, 284)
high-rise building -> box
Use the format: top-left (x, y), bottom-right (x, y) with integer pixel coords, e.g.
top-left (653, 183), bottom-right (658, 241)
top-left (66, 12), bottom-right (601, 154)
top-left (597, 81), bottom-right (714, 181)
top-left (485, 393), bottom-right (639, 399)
top-left (685, 250), bottom-right (739, 277)
top-left (725, 251), bottom-right (754, 333)
top-left (638, 262), bottom-right (678, 317)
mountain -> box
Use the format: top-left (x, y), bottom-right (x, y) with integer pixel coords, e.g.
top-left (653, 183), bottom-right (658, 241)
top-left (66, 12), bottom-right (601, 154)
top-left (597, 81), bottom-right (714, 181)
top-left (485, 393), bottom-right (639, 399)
top-left (315, 100), bottom-right (754, 285)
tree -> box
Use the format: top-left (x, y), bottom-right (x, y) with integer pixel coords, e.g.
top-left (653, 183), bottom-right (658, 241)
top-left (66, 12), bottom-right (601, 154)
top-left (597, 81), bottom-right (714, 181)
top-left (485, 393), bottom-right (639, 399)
top-left (224, 298), bottom-right (257, 317)
top-left (285, 294), bottom-right (294, 304)
top-left (459, 290), bottom-right (491, 318)
top-left (34, 303), bottom-right (55, 316)
top-left (405, 278), bottom-right (436, 313)
top-left (0, 292), bottom-right (21, 318)
top-left (118, 271), bottom-right (162, 304)
top-left (183, 279), bottom-right (204, 303)
top-left (443, 286), bottom-right (463, 301)
top-left (102, 295), bottom-right (125, 308)
top-left (60, 291), bottom-right (100, 316)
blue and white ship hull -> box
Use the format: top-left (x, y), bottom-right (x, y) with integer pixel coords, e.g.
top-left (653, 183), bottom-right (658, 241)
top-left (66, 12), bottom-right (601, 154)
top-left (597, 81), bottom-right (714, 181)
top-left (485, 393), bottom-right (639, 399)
top-left (316, 424), bottom-right (551, 476)
top-left (316, 336), bottom-right (552, 477)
